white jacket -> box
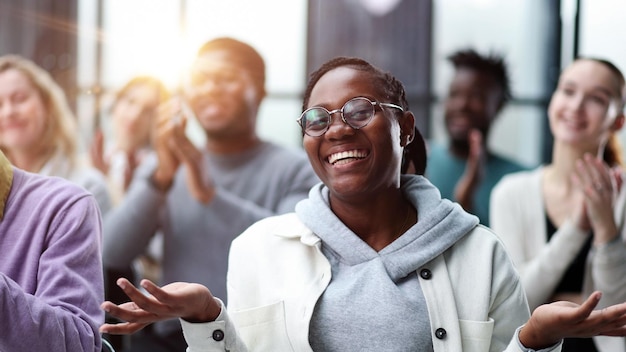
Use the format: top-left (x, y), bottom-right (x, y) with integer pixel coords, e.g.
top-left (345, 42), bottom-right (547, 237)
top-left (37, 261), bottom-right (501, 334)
top-left (491, 167), bottom-right (626, 352)
top-left (181, 213), bottom-right (562, 352)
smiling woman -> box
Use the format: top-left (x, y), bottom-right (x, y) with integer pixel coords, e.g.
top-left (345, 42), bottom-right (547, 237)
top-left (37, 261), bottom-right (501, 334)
top-left (490, 57), bottom-right (626, 352)
top-left (0, 54), bottom-right (112, 216)
top-left (100, 56), bottom-right (626, 352)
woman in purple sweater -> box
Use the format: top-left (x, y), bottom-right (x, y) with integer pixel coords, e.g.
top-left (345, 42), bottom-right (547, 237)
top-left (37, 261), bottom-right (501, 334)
top-left (0, 150), bottom-right (104, 351)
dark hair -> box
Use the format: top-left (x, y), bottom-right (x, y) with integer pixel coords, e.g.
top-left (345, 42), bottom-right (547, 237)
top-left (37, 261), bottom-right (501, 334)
top-left (302, 56), bottom-right (408, 112)
top-left (401, 127), bottom-right (427, 175)
top-left (197, 37), bottom-right (266, 97)
top-left (303, 56), bottom-right (427, 173)
top-left (447, 49), bottom-right (512, 106)
top-left (574, 57), bottom-right (626, 167)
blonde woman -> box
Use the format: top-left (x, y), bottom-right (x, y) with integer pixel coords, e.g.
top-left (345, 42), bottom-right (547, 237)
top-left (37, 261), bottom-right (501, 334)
top-left (91, 76), bottom-right (169, 204)
top-left (0, 54), bottom-right (111, 215)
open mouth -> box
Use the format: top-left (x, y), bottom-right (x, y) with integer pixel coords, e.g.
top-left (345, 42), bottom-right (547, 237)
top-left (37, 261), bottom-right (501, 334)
top-left (327, 150), bottom-right (368, 166)
top-left (560, 117), bottom-right (586, 129)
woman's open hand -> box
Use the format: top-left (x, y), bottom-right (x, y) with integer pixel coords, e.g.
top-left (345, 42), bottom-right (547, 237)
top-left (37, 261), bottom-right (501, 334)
top-left (520, 291), bottom-right (626, 349)
top-left (100, 278), bottom-right (221, 335)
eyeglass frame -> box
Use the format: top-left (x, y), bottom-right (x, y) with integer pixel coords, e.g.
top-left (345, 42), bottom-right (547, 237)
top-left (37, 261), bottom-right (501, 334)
top-left (183, 58), bottom-right (253, 94)
top-left (297, 96), bottom-right (405, 137)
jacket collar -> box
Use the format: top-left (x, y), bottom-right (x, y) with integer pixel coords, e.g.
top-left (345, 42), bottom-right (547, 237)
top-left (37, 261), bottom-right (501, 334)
top-left (271, 213), bottom-right (321, 247)
top-left (0, 151), bottom-right (13, 221)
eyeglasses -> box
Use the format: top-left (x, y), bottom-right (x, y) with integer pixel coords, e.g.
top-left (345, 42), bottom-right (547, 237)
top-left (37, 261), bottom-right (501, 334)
top-left (183, 59), bottom-right (249, 93)
top-left (297, 97), bottom-right (404, 137)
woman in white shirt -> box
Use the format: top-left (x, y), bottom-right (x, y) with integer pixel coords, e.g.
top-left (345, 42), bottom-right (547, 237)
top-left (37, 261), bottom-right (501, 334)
top-left (100, 56), bottom-right (626, 352)
top-left (491, 57), bottom-right (626, 352)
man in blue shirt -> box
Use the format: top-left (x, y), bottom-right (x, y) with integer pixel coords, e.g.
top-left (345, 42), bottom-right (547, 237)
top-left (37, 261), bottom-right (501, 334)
top-left (427, 49), bottom-right (527, 226)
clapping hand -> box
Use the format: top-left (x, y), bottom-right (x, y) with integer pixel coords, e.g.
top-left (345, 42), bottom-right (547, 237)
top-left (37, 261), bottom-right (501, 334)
top-left (454, 129), bottom-right (486, 212)
top-left (151, 98), bottom-right (215, 203)
top-left (571, 153), bottom-right (622, 244)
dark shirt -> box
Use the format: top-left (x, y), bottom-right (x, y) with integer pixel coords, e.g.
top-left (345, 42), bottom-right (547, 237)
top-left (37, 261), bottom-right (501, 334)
top-left (427, 143), bottom-right (527, 226)
top-left (546, 215), bottom-right (598, 352)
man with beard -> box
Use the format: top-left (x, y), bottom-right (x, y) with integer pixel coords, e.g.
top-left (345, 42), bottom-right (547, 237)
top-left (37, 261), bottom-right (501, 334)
top-left (101, 37), bottom-right (320, 352)
top-left (427, 49), bottom-right (527, 226)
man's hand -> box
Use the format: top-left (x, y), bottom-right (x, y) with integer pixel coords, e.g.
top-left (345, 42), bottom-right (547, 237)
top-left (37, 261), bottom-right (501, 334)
top-left (169, 126), bottom-right (215, 204)
top-left (454, 129), bottom-right (486, 212)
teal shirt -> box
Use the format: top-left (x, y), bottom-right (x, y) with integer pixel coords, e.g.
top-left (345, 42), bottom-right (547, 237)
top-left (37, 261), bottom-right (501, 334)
top-left (426, 143), bottom-right (527, 227)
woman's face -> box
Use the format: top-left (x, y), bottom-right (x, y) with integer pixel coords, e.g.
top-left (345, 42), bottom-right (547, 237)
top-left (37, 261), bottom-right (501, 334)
top-left (548, 59), bottom-right (623, 151)
top-left (111, 83), bottom-right (161, 150)
top-left (0, 68), bottom-right (48, 152)
top-left (302, 67), bottom-right (408, 201)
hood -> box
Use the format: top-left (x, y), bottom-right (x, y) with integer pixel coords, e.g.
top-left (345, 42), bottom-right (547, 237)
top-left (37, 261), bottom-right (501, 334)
top-left (295, 175), bottom-right (479, 281)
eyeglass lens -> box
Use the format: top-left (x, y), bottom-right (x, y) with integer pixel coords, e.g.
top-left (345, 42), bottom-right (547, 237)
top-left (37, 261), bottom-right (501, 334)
top-left (301, 98), bottom-right (375, 136)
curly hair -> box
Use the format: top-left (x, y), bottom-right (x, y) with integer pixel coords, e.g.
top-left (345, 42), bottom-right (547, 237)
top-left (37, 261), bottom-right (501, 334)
top-left (302, 56), bottom-right (408, 112)
top-left (447, 49), bottom-right (512, 106)
top-left (303, 56), bottom-right (426, 174)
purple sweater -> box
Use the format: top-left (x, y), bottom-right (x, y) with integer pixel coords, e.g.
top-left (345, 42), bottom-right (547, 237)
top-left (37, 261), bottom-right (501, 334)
top-left (0, 168), bottom-right (104, 351)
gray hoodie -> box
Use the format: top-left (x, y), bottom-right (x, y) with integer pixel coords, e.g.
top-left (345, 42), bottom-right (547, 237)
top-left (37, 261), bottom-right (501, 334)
top-left (296, 175), bottom-right (478, 351)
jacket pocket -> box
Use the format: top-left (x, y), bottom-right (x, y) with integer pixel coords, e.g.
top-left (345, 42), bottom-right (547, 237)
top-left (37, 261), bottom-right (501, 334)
top-left (459, 318), bottom-right (494, 352)
top-left (232, 301), bottom-right (294, 351)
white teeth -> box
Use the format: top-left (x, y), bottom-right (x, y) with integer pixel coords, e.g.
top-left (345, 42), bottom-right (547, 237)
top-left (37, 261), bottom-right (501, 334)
top-left (560, 117), bottom-right (585, 130)
top-left (328, 150), bottom-right (367, 164)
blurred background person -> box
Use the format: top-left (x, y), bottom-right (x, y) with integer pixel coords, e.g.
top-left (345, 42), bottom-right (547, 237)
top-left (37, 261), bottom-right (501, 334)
top-left (91, 75), bottom-right (170, 351)
top-left (427, 49), bottom-right (527, 226)
top-left (0, 148), bottom-right (105, 351)
top-left (91, 75), bottom-right (170, 204)
top-left (491, 57), bottom-right (626, 352)
top-left (0, 54), bottom-right (112, 215)
top-left (102, 37), bottom-right (319, 352)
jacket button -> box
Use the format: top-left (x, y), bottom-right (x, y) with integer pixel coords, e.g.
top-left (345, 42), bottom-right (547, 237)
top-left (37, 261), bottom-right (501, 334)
top-left (435, 328), bottom-right (447, 339)
top-left (420, 268), bottom-right (432, 280)
top-left (212, 329), bottom-right (225, 341)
